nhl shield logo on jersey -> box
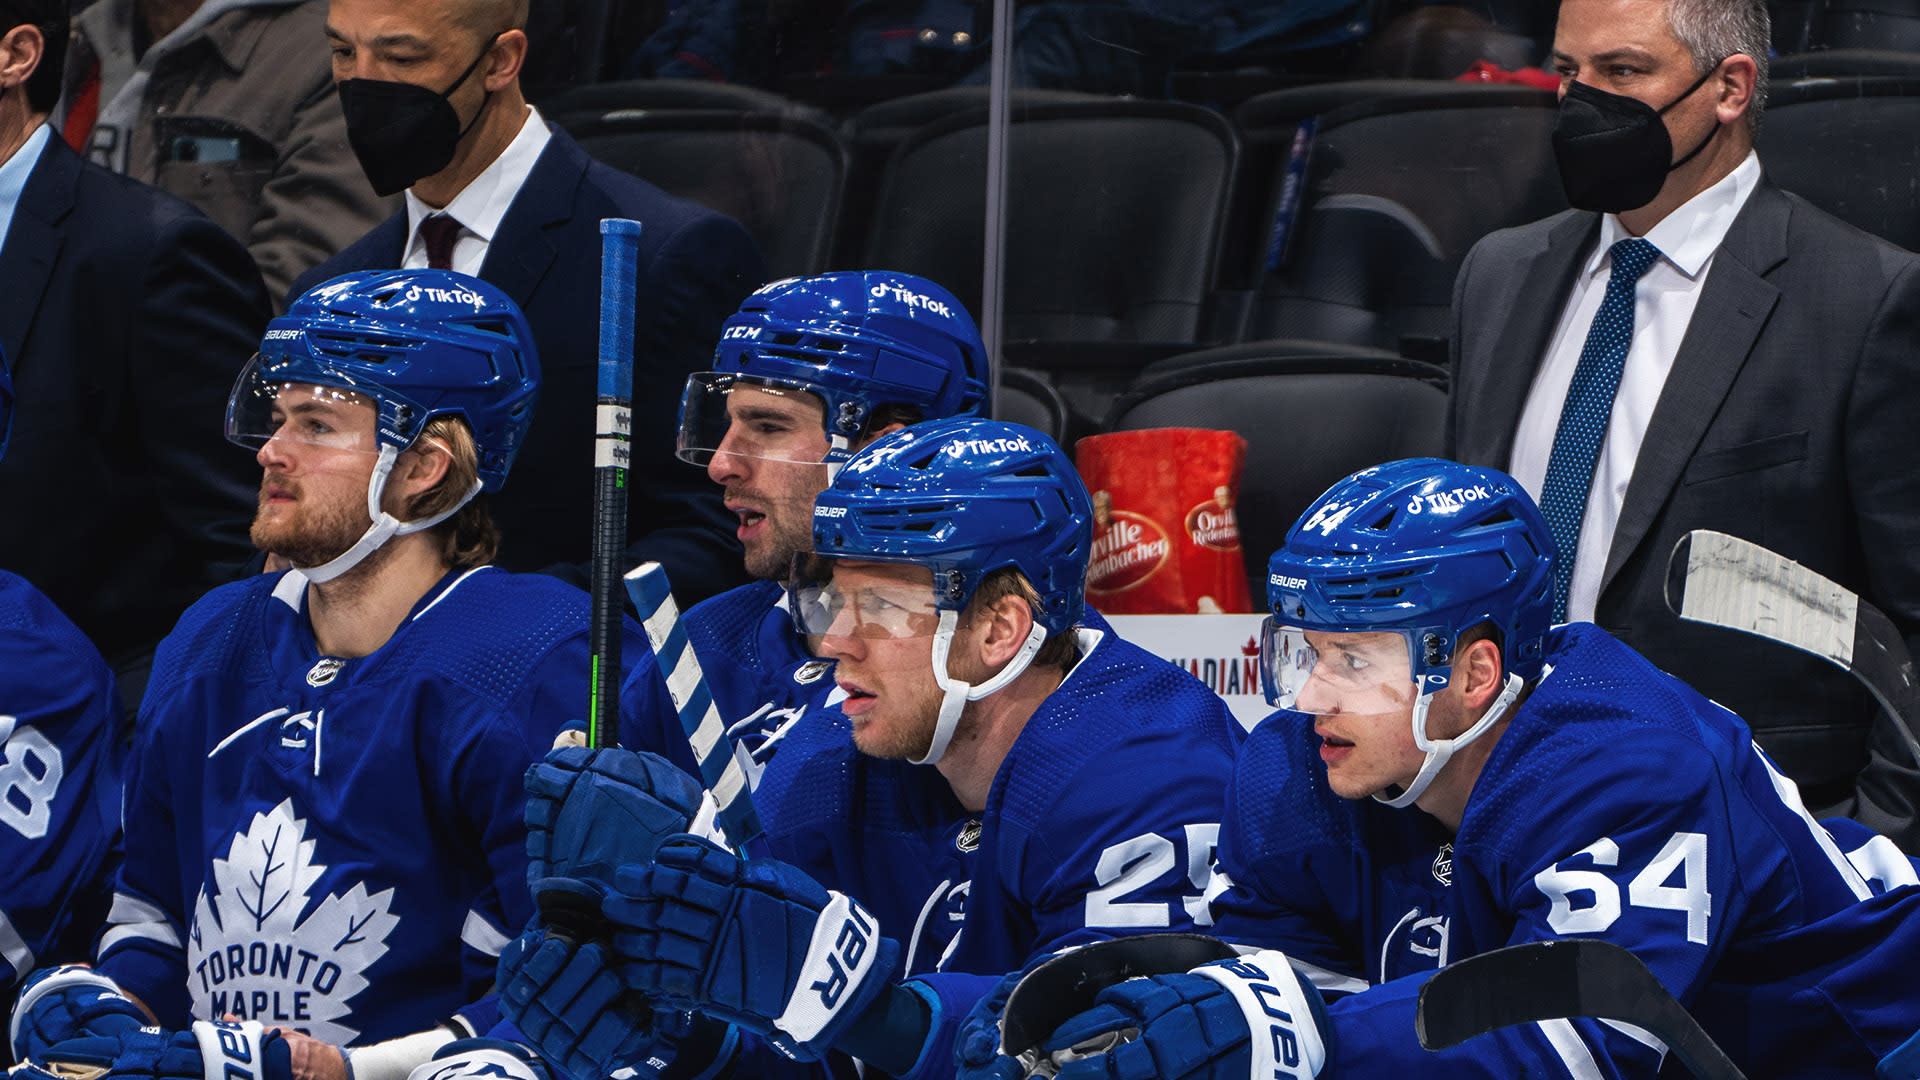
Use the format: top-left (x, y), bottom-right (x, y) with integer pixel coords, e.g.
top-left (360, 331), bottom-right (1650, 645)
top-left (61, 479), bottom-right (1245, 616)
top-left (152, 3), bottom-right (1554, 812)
top-left (1432, 841), bottom-right (1454, 885)
top-left (187, 798), bottom-right (398, 1044)
top-left (306, 659), bottom-right (345, 687)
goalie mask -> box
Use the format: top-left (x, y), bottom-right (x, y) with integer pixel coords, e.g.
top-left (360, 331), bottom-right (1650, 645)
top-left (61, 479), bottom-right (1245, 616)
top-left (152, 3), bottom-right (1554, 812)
top-left (227, 269), bottom-right (539, 582)
top-left (796, 417), bottom-right (1092, 764)
top-left (676, 271), bottom-right (988, 471)
top-left (1262, 458), bottom-right (1552, 808)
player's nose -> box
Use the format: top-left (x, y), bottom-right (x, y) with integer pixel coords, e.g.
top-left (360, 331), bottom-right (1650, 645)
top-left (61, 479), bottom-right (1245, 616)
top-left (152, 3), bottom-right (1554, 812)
top-left (256, 430), bottom-right (294, 470)
top-left (707, 438), bottom-right (749, 484)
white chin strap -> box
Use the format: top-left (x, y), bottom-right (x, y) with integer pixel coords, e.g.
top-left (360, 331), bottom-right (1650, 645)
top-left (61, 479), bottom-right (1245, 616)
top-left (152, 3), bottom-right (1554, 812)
top-left (1375, 671), bottom-right (1524, 809)
top-left (297, 444), bottom-right (482, 584)
top-left (913, 608), bottom-right (1048, 766)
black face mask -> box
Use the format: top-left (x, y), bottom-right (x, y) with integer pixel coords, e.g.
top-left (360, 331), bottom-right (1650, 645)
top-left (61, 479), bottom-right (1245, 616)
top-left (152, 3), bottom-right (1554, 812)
top-left (1551, 62), bottom-right (1723, 214)
top-left (337, 35), bottom-right (499, 197)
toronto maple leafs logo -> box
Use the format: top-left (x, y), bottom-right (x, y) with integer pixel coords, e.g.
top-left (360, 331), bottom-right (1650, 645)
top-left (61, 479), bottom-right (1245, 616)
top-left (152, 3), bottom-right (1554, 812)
top-left (186, 798), bottom-right (399, 1044)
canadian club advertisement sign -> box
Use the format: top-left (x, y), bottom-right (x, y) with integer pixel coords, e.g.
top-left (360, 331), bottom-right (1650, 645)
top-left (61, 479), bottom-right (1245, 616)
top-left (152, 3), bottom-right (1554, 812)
top-left (1105, 615), bottom-right (1270, 730)
top-left (1076, 428), bottom-right (1253, 614)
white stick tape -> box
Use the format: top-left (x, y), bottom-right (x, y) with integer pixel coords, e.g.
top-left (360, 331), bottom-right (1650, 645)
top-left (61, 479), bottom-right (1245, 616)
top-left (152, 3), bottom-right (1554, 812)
top-left (1680, 530), bottom-right (1856, 666)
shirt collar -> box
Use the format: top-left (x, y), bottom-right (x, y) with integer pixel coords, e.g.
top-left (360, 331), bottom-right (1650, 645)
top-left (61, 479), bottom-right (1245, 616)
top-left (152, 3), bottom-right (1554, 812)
top-left (404, 104), bottom-right (551, 247)
top-left (0, 124), bottom-right (52, 241)
top-left (1584, 149), bottom-right (1763, 281)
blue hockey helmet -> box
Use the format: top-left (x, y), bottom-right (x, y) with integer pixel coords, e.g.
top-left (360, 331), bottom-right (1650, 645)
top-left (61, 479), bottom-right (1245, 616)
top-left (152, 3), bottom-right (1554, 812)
top-left (677, 271), bottom-right (989, 466)
top-left (227, 270), bottom-right (540, 582)
top-left (1262, 459), bottom-right (1552, 807)
top-left (795, 417), bottom-right (1092, 764)
top-left (227, 269), bottom-right (540, 492)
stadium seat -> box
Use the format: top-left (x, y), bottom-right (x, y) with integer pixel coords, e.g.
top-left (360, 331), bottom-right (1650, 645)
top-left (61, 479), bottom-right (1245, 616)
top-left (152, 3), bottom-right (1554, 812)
top-left (1814, 1), bottom-right (1920, 51)
top-left (1757, 76), bottom-right (1920, 251)
top-left (1770, 49), bottom-right (1920, 80)
top-left (994, 368), bottom-right (1072, 445)
top-left (1771, 2), bottom-right (1824, 53)
top-left (541, 78), bottom-right (825, 120)
top-left (860, 98), bottom-right (1238, 359)
top-left (1105, 343), bottom-right (1448, 599)
top-left (520, 0), bottom-right (619, 100)
top-left (1230, 82), bottom-right (1564, 355)
top-left (559, 109), bottom-right (849, 279)
top-left (833, 88), bottom-right (1114, 273)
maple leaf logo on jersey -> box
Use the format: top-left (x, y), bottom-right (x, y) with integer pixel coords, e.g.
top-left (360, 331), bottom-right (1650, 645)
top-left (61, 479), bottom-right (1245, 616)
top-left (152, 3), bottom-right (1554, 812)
top-left (186, 798), bottom-right (399, 1044)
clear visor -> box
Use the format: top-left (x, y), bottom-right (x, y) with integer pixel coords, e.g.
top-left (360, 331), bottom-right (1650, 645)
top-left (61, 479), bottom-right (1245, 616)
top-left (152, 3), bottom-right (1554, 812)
top-left (787, 554), bottom-right (945, 640)
top-left (1260, 622), bottom-right (1418, 715)
top-left (226, 354), bottom-right (381, 455)
top-left (676, 372), bottom-right (835, 467)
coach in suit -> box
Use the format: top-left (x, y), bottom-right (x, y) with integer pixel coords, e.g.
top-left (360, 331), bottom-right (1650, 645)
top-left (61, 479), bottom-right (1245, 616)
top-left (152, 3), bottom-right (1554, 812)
top-left (1450, 0), bottom-right (1920, 849)
top-left (296, 0), bottom-right (766, 606)
top-left (0, 0), bottom-right (269, 707)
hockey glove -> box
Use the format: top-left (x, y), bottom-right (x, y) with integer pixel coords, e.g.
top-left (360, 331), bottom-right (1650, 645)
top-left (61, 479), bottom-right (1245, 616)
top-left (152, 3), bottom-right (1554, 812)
top-left (954, 965), bottom-right (1037, 1080)
top-left (496, 928), bottom-right (738, 1080)
top-left (30, 1021), bottom-right (292, 1080)
top-left (11, 966), bottom-right (150, 1062)
top-left (601, 834), bottom-right (900, 1062)
top-left (525, 747), bottom-right (706, 929)
top-left (403, 1039), bottom-right (552, 1080)
top-left (1042, 952), bottom-right (1331, 1080)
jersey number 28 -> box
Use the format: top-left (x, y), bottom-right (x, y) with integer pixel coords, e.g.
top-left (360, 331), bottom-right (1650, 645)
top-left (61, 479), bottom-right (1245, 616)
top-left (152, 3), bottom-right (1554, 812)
top-left (0, 717), bottom-right (64, 840)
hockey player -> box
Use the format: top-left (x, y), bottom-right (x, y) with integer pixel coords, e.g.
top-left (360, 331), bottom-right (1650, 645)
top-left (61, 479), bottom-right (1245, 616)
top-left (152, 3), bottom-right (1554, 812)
top-left (0, 356), bottom-right (127, 1037)
top-left (958, 458), bottom-right (1920, 1080)
top-left (9, 271), bottom-right (670, 1080)
top-left (489, 417), bottom-right (1242, 1080)
top-left (658, 270), bottom-right (989, 770)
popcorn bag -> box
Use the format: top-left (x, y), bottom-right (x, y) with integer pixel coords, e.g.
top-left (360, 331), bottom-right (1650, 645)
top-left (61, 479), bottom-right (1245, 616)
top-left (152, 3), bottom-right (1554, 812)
top-left (1075, 428), bottom-right (1254, 615)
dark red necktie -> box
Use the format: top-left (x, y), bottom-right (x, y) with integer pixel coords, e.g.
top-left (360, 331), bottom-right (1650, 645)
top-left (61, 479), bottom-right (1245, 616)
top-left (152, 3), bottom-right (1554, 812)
top-left (420, 214), bottom-right (463, 271)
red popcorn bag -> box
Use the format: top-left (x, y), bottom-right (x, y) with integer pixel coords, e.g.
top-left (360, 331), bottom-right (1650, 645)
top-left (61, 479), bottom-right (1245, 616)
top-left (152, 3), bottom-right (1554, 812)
top-left (1075, 428), bottom-right (1254, 615)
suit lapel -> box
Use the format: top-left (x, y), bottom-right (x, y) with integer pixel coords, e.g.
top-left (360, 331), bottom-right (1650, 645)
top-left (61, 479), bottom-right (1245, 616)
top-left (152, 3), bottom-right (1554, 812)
top-left (1469, 211), bottom-right (1599, 467)
top-left (477, 126), bottom-right (582, 306)
top-left (1600, 181), bottom-right (1788, 596)
top-left (0, 136), bottom-right (76, 364)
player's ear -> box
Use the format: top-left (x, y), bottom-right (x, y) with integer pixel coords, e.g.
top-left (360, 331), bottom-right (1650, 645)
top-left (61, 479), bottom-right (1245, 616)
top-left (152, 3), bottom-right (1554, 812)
top-left (851, 421), bottom-right (907, 454)
top-left (1458, 637), bottom-right (1506, 711)
top-left (974, 591), bottom-right (1035, 670)
top-left (393, 438), bottom-right (453, 503)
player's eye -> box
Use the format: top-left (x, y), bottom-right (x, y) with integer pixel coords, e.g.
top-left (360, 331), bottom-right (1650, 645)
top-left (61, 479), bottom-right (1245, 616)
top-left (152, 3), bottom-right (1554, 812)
top-left (303, 418), bottom-right (334, 437)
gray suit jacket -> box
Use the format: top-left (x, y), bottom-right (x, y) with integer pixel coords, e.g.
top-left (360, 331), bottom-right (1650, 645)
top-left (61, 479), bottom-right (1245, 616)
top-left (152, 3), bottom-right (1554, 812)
top-left (1448, 177), bottom-right (1920, 850)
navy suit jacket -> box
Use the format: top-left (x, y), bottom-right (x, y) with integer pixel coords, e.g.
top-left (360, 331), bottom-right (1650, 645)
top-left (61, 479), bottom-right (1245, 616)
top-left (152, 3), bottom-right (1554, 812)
top-left (0, 134), bottom-right (269, 673)
top-left (295, 125), bottom-right (766, 605)
top-left (1449, 179), bottom-right (1920, 850)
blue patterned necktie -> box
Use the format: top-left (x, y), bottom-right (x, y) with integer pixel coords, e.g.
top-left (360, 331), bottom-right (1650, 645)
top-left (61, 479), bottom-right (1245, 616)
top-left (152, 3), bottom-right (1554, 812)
top-left (1539, 236), bottom-right (1661, 622)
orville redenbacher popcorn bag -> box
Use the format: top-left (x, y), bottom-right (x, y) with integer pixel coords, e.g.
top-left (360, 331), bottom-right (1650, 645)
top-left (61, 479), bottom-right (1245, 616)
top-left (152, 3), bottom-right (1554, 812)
top-left (1075, 428), bottom-right (1253, 615)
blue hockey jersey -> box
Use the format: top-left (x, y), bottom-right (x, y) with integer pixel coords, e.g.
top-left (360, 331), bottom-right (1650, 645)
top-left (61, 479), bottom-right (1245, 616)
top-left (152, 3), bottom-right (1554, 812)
top-left (1211, 623), bottom-right (1920, 1078)
top-left (0, 572), bottom-right (124, 992)
top-left (98, 568), bottom-right (665, 1046)
top-left (755, 614), bottom-right (1244, 1080)
top-left (676, 579), bottom-right (838, 778)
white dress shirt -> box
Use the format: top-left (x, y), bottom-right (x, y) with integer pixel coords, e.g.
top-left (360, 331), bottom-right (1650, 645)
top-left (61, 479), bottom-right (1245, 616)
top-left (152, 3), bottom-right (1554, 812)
top-left (402, 105), bottom-right (553, 276)
top-left (1510, 150), bottom-right (1762, 623)
top-left (0, 124), bottom-right (51, 254)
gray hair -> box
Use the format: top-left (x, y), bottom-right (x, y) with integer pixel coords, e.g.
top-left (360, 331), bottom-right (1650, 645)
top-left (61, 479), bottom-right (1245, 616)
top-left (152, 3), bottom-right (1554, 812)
top-left (1667, 0), bottom-right (1770, 132)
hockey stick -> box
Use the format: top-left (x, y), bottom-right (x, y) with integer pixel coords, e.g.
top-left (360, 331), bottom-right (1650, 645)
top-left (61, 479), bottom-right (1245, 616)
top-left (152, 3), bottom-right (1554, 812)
top-left (1663, 529), bottom-right (1920, 770)
top-left (587, 218), bottom-right (643, 751)
top-left (1415, 940), bottom-right (1747, 1080)
top-left (998, 933), bottom-right (1236, 1061)
top-left (625, 562), bottom-right (766, 850)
